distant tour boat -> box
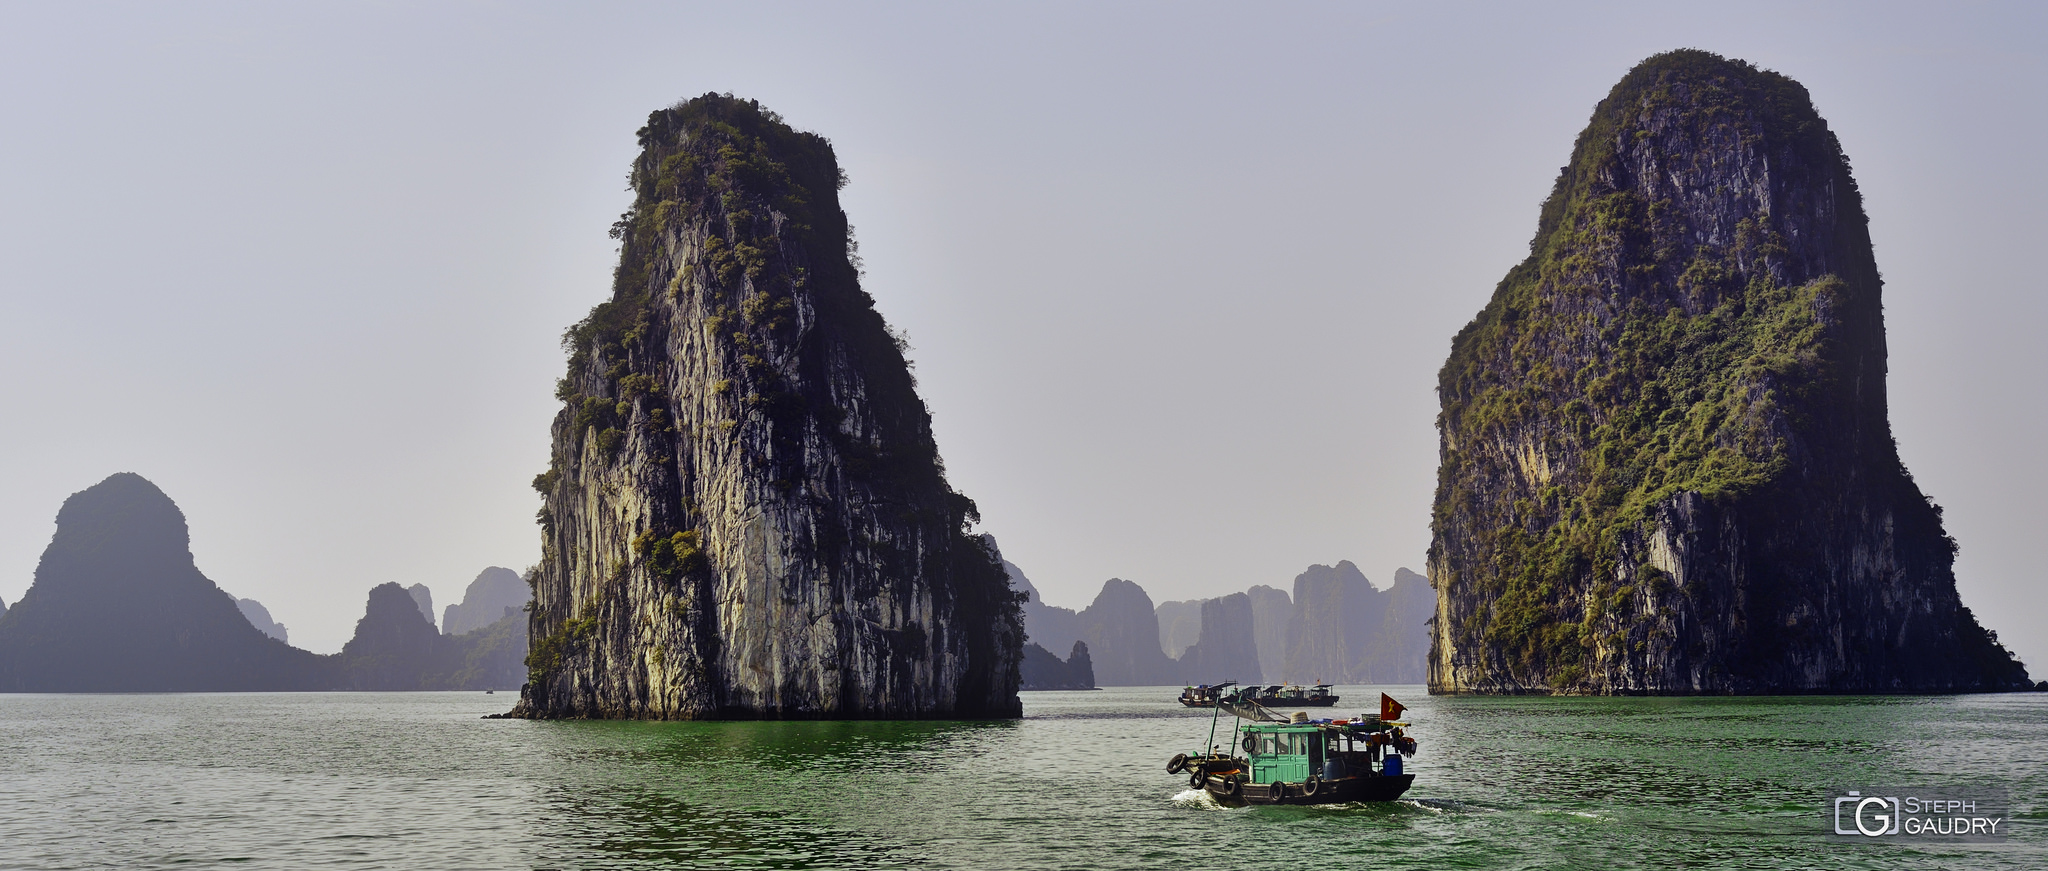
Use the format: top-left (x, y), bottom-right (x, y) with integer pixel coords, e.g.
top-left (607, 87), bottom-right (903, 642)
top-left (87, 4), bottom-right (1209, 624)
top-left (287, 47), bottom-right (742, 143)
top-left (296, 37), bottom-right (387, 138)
top-left (1180, 683), bottom-right (1338, 708)
top-left (1177, 681), bottom-right (1237, 707)
top-left (1168, 692), bottom-right (1416, 805)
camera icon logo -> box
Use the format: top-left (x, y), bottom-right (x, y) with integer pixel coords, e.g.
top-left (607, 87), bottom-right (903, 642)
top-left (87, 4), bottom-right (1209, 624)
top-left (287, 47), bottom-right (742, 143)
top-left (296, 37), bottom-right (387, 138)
top-left (1834, 791), bottom-right (1900, 836)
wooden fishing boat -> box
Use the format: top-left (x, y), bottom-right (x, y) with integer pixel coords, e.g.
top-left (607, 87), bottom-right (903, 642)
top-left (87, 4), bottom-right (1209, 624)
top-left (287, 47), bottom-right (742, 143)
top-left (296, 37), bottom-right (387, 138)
top-left (1167, 692), bottom-right (1416, 806)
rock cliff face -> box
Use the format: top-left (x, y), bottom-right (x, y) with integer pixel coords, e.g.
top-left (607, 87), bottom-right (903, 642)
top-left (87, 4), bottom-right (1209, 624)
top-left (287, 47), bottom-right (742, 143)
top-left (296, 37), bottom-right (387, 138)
top-left (0, 473), bottom-right (334, 691)
top-left (1175, 593), bottom-right (1262, 683)
top-left (518, 95), bottom-right (1022, 719)
top-left (235, 597), bottom-right (290, 644)
top-left (1430, 51), bottom-right (2029, 694)
top-left (443, 566), bottom-right (531, 636)
top-left (1074, 578), bottom-right (1178, 685)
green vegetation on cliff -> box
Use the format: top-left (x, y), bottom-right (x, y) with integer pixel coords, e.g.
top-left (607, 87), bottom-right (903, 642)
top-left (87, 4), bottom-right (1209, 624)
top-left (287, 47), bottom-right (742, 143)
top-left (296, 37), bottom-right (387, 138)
top-left (1431, 51), bottom-right (2025, 693)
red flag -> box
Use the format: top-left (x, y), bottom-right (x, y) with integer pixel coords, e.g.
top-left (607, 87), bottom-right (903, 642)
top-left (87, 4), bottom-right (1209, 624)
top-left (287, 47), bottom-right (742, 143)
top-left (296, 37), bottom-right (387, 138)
top-left (1381, 692), bottom-right (1405, 722)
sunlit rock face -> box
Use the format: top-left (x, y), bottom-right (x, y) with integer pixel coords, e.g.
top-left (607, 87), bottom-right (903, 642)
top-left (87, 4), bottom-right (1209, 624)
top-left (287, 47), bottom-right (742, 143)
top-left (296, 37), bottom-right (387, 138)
top-left (1429, 51), bottom-right (2029, 694)
top-left (516, 95), bottom-right (1022, 719)
top-left (0, 473), bottom-right (333, 691)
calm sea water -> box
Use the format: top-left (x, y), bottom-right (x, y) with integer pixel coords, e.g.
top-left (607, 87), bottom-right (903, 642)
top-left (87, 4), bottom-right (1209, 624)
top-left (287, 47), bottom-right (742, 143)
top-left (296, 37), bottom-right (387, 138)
top-left (1, 687), bottom-right (2042, 869)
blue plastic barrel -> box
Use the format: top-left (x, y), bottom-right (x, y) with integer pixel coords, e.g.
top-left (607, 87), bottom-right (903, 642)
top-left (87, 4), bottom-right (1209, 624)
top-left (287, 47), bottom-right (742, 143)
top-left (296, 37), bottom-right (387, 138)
top-left (1383, 755), bottom-right (1403, 776)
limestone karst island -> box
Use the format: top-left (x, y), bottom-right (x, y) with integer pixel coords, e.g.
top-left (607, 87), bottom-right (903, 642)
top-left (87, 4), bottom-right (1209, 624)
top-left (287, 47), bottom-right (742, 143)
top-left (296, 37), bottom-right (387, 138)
top-left (510, 95), bottom-right (1024, 719)
top-left (1427, 50), bottom-right (2030, 695)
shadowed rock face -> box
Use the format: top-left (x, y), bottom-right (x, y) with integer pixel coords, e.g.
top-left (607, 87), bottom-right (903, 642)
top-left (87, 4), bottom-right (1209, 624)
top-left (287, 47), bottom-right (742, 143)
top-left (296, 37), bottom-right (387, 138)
top-left (443, 567), bottom-right (531, 636)
top-left (1430, 50), bottom-right (2029, 694)
top-left (518, 95), bottom-right (1022, 719)
top-left (0, 473), bottom-right (334, 691)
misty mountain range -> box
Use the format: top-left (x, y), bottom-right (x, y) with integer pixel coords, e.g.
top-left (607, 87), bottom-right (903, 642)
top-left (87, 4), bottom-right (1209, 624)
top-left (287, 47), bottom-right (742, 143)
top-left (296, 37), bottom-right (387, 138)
top-left (1000, 537), bottom-right (1431, 687)
top-left (0, 474), bottom-right (532, 692)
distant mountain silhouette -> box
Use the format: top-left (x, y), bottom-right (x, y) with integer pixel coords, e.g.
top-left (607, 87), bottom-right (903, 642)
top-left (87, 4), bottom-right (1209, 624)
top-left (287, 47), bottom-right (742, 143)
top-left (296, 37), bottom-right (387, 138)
top-left (441, 566), bottom-right (530, 636)
top-left (1019, 640), bottom-right (1096, 690)
top-left (235, 597), bottom-right (290, 643)
top-left (1175, 593), bottom-right (1262, 684)
top-left (1074, 579), bottom-right (1179, 685)
top-left (342, 581), bottom-right (526, 691)
top-left (0, 473), bottom-right (336, 691)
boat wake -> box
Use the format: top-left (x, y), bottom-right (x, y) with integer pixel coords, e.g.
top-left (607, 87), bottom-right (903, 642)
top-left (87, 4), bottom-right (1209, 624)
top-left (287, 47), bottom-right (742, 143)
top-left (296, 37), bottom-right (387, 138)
top-left (1169, 788), bottom-right (1227, 809)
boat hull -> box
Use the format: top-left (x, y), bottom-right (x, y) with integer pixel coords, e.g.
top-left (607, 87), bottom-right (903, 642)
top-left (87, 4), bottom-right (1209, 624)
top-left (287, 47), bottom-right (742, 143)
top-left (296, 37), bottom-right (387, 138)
top-left (1203, 773), bottom-right (1413, 806)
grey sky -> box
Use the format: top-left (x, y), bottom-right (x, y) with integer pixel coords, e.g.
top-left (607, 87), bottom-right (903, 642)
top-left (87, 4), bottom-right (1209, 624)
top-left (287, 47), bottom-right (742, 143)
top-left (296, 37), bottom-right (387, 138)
top-left (1, 2), bottom-right (2042, 665)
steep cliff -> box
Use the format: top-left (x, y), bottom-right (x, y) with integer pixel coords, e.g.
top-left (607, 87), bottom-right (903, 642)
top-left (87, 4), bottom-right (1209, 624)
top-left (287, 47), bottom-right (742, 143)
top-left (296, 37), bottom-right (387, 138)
top-left (1074, 578), bottom-right (1178, 685)
top-left (1430, 51), bottom-right (2029, 694)
top-left (1175, 593), bottom-right (1262, 683)
top-left (518, 95), bottom-right (1022, 719)
top-left (0, 473), bottom-right (335, 691)
top-left (443, 566), bottom-right (531, 636)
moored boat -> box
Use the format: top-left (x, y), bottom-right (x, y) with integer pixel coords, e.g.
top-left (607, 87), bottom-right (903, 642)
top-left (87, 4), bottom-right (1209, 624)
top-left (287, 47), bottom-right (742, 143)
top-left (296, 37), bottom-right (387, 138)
top-left (1177, 681), bottom-right (1237, 707)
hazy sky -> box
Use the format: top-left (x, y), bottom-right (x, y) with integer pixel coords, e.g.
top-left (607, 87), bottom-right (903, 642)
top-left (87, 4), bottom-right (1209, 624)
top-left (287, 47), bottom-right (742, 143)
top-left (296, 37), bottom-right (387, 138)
top-left (1, 2), bottom-right (2042, 664)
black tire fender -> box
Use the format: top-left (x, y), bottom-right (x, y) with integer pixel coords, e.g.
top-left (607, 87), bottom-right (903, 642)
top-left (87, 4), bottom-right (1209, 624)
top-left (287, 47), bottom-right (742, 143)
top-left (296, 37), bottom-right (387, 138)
top-left (1166, 753), bottom-right (1188, 774)
top-left (1214, 777), bottom-right (1241, 798)
top-left (1302, 776), bottom-right (1321, 797)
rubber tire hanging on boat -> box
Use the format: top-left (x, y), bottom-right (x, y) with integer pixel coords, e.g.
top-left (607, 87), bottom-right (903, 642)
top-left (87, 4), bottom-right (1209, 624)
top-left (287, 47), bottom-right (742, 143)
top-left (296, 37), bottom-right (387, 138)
top-left (1166, 753), bottom-right (1188, 774)
top-left (1189, 772), bottom-right (1203, 788)
top-left (1213, 778), bottom-right (1241, 798)
top-left (1272, 782), bottom-right (1288, 800)
top-left (1242, 735), bottom-right (1256, 753)
top-left (1302, 776), bottom-right (1321, 797)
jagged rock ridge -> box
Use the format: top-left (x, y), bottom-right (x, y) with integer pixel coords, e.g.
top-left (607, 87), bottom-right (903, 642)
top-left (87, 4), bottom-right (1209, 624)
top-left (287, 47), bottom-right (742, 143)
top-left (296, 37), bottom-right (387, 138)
top-left (1429, 50), bottom-right (2029, 694)
top-left (517, 95), bottom-right (1023, 719)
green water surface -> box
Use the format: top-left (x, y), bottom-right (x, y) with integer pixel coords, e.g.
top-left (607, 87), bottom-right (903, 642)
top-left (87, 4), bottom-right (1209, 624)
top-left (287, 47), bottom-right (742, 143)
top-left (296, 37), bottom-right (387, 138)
top-left (1, 688), bottom-right (2040, 869)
